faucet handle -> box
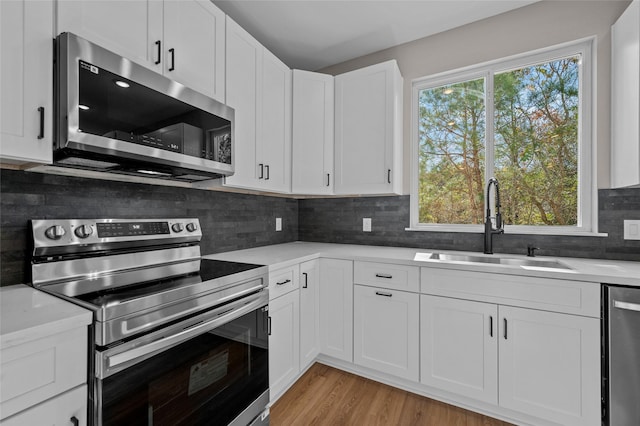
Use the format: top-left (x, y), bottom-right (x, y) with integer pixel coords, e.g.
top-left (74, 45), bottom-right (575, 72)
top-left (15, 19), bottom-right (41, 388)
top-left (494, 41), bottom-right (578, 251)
top-left (527, 246), bottom-right (540, 257)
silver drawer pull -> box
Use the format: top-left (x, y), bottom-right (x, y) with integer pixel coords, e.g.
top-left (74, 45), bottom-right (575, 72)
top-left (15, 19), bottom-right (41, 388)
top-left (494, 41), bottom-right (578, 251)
top-left (375, 291), bottom-right (392, 297)
top-left (375, 273), bottom-right (393, 279)
top-left (276, 279), bottom-right (291, 286)
top-left (614, 301), bottom-right (640, 312)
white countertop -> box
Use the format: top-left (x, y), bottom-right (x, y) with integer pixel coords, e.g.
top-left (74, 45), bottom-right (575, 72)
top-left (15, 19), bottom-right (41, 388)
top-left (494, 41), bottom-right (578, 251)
top-left (204, 242), bottom-right (640, 287)
top-left (0, 285), bottom-right (92, 349)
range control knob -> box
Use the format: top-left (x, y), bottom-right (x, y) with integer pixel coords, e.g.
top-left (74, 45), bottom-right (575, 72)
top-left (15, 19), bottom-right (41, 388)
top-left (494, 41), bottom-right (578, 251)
top-left (74, 224), bottom-right (94, 239)
top-left (186, 223), bottom-right (198, 232)
top-left (171, 223), bottom-right (184, 233)
top-left (44, 225), bottom-right (66, 240)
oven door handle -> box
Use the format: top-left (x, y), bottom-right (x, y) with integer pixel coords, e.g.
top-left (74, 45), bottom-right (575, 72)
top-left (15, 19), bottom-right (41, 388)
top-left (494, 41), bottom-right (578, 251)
top-left (100, 290), bottom-right (267, 378)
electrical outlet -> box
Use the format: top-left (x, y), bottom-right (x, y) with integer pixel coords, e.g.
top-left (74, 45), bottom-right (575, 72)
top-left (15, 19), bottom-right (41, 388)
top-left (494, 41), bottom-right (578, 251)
top-left (276, 217), bottom-right (282, 232)
top-left (623, 220), bottom-right (640, 240)
top-left (363, 218), bottom-right (372, 232)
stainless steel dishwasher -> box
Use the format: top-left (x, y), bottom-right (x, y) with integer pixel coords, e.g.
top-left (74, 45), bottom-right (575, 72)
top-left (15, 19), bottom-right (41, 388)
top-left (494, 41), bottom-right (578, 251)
top-left (604, 285), bottom-right (640, 426)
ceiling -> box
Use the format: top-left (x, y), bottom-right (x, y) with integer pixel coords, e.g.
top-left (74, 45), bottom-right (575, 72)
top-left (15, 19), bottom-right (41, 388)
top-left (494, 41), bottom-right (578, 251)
top-left (213, 0), bottom-right (538, 71)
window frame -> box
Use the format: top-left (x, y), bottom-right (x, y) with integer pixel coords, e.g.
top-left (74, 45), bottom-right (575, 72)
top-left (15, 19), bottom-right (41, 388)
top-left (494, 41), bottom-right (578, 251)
top-left (409, 37), bottom-right (597, 235)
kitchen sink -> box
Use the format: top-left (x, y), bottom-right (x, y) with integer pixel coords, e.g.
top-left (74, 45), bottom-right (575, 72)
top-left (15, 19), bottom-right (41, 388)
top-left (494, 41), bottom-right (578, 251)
top-left (415, 252), bottom-right (573, 270)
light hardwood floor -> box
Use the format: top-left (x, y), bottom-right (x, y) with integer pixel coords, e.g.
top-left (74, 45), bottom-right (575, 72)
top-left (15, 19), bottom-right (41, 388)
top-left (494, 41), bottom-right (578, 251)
top-left (270, 363), bottom-right (513, 426)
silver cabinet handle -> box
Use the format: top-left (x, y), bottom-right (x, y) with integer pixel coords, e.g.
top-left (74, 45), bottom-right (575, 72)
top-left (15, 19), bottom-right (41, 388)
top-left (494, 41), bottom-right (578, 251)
top-left (614, 301), bottom-right (640, 312)
top-left (276, 279), bottom-right (291, 286)
top-left (375, 291), bottom-right (392, 297)
top-left (375, 273), bottom-right (392, 279)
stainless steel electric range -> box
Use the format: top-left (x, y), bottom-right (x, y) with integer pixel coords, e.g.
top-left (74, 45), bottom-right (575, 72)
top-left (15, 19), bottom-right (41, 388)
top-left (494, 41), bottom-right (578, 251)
top-left (30, 218), bottom-right (270, 426)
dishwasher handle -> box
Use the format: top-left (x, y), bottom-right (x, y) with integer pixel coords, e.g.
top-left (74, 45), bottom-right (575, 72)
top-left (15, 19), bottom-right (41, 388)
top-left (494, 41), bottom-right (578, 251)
top-left (614, 300), bottom-right (640, 312)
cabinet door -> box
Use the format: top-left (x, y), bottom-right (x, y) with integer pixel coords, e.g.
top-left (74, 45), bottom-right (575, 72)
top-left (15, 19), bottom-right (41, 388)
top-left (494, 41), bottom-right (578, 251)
top-left (420, 295), bottom-right (498, 404)
top-left (319, 258), bottom-right (353, 362)
top-left (354, 285), bottom-right (419, 381)
top-left (259, 49), bottom-right (291, 193)
top-left (57, 0), bottom-right (163, 71)
top-left (1, 385), bottom-right (87, 426)
top-left (224, 16), bottom-right (261, 190)
top-left (1, 0), bottom-right (53, 165)
top-left (499, 306), bottom-right (600, 426)
top-left (334, 60), bottom-right (402, 195)
top-left (269, 290), bottom-right (300, 402)
top-left (611, 0), bottom-right (640, 188)
top-left (299, 259), bottom-right (320, 369)
top-left (163, 0), bottom-right (225, 102)
top-left (292, 70), bottom-right (334, 194)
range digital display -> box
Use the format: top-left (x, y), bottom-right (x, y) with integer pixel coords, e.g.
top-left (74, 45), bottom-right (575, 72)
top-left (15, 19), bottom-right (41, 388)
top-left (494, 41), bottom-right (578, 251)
top-left (96, 222), bottom-right (170, 237)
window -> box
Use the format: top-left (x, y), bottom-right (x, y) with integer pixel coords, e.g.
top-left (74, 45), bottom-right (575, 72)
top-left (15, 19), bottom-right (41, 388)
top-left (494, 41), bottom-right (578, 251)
top-left (410, 39), bottom-right (594, 234)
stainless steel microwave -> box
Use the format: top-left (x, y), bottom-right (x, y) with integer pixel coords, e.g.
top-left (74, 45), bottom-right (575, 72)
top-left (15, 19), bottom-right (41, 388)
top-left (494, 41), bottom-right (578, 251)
top-left (54, 32), bottom-right (234, 181)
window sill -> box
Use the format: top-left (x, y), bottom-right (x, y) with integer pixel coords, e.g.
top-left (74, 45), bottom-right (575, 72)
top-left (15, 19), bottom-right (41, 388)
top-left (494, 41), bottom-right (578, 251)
top-left (404, 226), bottom-right (608, 237)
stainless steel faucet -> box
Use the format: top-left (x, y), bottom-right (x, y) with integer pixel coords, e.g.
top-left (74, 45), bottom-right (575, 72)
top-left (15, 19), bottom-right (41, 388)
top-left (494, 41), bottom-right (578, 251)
top-left (484, 177), bottom-right (504, 254)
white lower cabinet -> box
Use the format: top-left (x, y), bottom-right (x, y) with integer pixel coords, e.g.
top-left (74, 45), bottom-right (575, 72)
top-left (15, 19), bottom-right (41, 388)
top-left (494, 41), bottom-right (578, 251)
top-left (420, 294), bottom-right (600, 426)
top-left (498, 306), bottom-right (601, 426)
top-left (319, 258), bottom-right (354, 362)
top-left (299, 260), bottom-right (320, 368)
top-left (420, 295), bottom-right (498, 404)
top-left (268, 260), bottom-right (320, 402)
top-left (1, 385), bottom-right (87, 426)
top-left (354, 285), bottom-right (419, 381)
top-left (268, 287), bottom-right (300, 401)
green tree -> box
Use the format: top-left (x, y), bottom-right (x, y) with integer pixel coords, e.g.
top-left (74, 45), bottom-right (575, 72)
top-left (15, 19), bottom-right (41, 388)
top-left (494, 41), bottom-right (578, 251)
top-left (418, 57), bottom-right (579, 227)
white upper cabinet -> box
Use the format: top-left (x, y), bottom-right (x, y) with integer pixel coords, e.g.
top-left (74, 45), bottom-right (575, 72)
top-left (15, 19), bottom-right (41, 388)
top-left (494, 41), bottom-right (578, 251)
top-left (611, 0), bottom-right (640, 188)
top-left (224, 16), bottom-right (292, 193)
top-left (292, 70), bottom-right (335, 195)
top-left (224, 16), bottom-right (261, 189)
top-left (334, 60), bottom-right (403, 195)
top-left (0, 0), bottom-right (54, 166)
top-left (163, 0), bottom-right (225, 102)
top-left (57, 0), bottom-right (225, 102)
top-left (259, 49), bottom-right (292, 193)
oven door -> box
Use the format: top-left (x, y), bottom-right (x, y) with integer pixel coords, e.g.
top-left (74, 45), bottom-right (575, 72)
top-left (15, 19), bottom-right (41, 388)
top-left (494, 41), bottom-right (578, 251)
top-left (94, 290), bottom-right (269, 426)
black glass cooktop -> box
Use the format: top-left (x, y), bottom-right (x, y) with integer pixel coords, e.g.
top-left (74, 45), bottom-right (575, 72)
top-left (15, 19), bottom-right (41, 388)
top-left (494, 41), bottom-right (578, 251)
top-left (199, 259), bottom-right (263, 280)
top-left (76, 259), bottom-right (265, 307)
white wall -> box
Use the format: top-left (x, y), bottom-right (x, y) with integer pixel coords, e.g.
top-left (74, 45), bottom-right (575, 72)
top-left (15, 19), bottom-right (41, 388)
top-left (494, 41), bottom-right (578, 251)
top-left (320, 0), bottom-right (632, 192)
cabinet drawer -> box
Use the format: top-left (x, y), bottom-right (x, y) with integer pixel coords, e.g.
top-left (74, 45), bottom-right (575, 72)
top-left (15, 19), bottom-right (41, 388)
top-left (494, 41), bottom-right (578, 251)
top-left (0, 327), bottom-right (87, 420)
top-left (269, 264), bottom-right (300, 300)
top-left (354, 261), bottom-right (419, 292)
top-left (421, 268), bottom-right (600, 317)
top-left (1, 384), bottom-right (87, 426)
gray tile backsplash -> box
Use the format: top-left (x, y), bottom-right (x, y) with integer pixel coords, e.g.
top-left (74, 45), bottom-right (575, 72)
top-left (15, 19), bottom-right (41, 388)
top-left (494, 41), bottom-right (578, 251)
top-left (298, 189), bottom-right (640, 261)
top-left (0, 170), bottom-right (298, 286)
top-left (1, 169), bottom-right (638, 287)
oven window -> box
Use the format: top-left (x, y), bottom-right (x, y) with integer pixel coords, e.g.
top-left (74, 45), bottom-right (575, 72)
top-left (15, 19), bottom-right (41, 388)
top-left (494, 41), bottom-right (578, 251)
top-left (100, 307), bottom-right (268, 425)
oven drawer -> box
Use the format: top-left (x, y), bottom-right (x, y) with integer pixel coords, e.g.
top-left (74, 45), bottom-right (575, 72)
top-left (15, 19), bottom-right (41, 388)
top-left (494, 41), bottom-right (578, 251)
top-left (269, 265), bottom-right (300, 300)
top-left (354, 261), bottom-right (420, 292)
top-left (0, 327), bottom-right (87, 420)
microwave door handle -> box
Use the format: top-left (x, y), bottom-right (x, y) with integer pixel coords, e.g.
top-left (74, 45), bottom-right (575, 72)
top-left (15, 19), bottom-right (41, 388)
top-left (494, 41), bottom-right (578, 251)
top-left (101, 289), bottom-right (265, 377)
